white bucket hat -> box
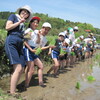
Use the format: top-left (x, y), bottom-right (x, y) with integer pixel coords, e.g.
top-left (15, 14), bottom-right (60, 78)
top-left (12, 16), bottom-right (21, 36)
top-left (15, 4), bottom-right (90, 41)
top-left (59, 32), bottom-right (65, 37)
top-left (79, 35), bottom-right (84, 39)
top-left (42, 22), bottom-right (52, 28)
top-left (17, 5), bottom-right (33, 21)
top-left (73, 26), bottom-right (78, 30)
top-left (64, 38), bottom-right (70, 45)
top-left (76, 44), bottom-right (80, 47)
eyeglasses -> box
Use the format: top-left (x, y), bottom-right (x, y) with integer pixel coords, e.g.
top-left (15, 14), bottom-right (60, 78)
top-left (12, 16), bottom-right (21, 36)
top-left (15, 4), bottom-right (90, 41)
top-left (22, 9), bottom-right (30, 15)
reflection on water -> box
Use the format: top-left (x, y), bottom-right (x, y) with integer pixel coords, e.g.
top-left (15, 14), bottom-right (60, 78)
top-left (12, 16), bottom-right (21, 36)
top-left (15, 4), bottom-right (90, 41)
top-left (69, 59), bottom-right (100, 97)
top-left (79, 61), bottom-right (100, 92)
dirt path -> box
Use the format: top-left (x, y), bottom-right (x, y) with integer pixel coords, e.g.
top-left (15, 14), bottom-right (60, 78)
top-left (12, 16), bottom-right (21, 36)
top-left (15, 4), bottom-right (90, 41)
top-left (1, 50), bottom-right (100, 100)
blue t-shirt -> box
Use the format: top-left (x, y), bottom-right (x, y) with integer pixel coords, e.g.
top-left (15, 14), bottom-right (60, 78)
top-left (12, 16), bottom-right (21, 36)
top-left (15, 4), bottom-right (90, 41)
top-left (7, 14), bottom-right (24, 38)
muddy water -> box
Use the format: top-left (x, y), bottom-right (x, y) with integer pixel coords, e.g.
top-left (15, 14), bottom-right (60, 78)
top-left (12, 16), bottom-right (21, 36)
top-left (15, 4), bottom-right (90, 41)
top-left (0, 51), bottom-right (100, 100)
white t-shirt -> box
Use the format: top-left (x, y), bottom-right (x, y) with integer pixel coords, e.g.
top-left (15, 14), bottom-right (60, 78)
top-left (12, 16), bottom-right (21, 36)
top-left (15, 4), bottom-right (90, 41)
top-left (73, 37), bottom-right (81, 46)
top-left (69, 32), bottom-right (75, 44)
top-left (84, 38), bottom-right (93, 44)
top-left (24, 28), bottom-right (47, 48)
top-left (39, 34), bottom-right (47, 47)
top-left (74, 37), bottom-right (79, 43)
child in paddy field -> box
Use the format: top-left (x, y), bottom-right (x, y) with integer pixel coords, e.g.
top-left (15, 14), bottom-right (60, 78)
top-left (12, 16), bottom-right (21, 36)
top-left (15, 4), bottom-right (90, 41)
top-left (47, 32), bottom-right (65, 77)
top-left (24, 22), bottom-right (52, 87)
top-left (4, 5), bottom-right (33, 94)
top-left (84, 35), bottom-right (94, 59)
top-left (73, 35), bottom-right (85, 61)
top-left (88, 33), bottom-right (96, 56)
top-left (23, 16), bottom-right (41, 88)
top-left (59, 38), bottom-right (70, 70)
top-left (67, 27), bottom-right (79, 66)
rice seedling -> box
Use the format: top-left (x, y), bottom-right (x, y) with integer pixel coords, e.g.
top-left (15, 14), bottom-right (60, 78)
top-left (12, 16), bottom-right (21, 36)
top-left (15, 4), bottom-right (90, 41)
top-left (75, 82), bottom-right (81, 89)
top-left (24, 34), bottom-right (31, 40)
top-left (90, 64), bottom-right (93, 69)
top-left (70, 52), bottom-right (75, 56)
top-left (95, 54), bottom-right (99, 60)
top-left (87, 76), bottom-right (95, 82)
top-left (35, 47), bottom-right (42, 55)
top-left (60, 48), bottom-right (66, 55)
top-left (77, 39), bottom-right (81, 43)
top-left (23, 30), bottom-right (33, 40)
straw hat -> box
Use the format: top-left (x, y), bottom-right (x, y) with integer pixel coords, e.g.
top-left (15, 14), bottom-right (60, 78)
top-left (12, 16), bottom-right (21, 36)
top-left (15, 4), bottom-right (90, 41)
top-left (17, 5), bottom-right (33, 21)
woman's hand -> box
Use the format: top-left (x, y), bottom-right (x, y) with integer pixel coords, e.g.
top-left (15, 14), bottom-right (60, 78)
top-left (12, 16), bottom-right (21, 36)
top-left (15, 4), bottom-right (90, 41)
top-left (20, 18), bottom-right (26, 23)
top-left (5, 18), bottom-right (26, 31)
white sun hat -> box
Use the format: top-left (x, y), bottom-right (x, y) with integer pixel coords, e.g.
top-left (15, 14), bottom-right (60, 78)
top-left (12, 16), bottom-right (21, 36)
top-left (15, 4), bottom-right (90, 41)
top-left (76, 44), bottom-right (80, 47)
top-left (42, 22), bottom-right (52, 28)
top-left (79, 35), bottom-right (84, 39)
top-left (17, 5), bottom-right (33, 21)
top-left (73, 26), bottom-right (78, 30)
top-left (59, 32), bottom-right (65, 37)
top-left (64, 38), bottom-right (70, 45)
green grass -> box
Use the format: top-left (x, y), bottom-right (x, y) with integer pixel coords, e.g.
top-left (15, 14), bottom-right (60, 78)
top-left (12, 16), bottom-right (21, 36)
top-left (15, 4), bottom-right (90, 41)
top-left (0, 88), bottom-right (9, 100)
top-left (0, 88), bottom-right (23, 100)
top-left (0, 29), bottom-right (7, 40)
top-left (46, 35), bottom-right (57, 45)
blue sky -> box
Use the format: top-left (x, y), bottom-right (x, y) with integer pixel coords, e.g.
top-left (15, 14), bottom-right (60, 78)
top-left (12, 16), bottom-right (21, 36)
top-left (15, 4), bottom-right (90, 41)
top-left (0, 0), bottom-right (100, 28)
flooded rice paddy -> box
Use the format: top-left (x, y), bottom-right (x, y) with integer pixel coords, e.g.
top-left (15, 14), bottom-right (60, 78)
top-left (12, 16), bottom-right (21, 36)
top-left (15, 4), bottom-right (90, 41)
top-left (0, 50), bottom-right (100, 100)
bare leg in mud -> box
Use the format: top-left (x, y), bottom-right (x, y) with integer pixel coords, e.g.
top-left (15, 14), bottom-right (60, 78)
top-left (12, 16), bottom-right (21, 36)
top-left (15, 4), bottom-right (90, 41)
top-left (66, 57), bottom-right (70, 68)
top-left (25, 58), bottom-right (45, 87)
top-left (47, 58), bottom-right (59, 77)
top-left (34, 58), bottom-right (44, 86)
top-left (25, 61), bottom-right (34, 88)
top-left (85, 51), bottom-right (90, 59)
top-left (10, 64), bottom-right (23, 94)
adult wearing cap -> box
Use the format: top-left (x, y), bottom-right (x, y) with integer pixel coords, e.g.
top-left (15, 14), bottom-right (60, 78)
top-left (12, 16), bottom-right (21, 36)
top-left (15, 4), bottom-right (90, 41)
top-left (47, 32), bottom-right (65, 77)
top-left (5, 5), bottom-right (33, 94)
top-left (24, 22), bottom-right (52, 87)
